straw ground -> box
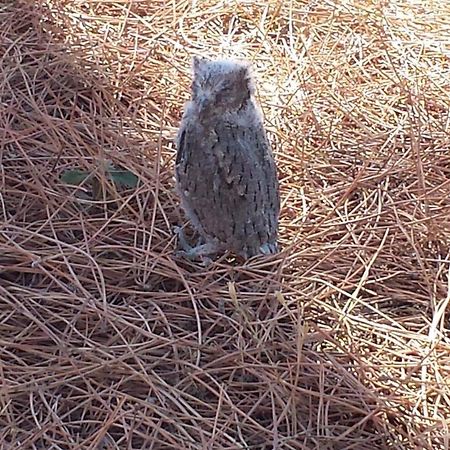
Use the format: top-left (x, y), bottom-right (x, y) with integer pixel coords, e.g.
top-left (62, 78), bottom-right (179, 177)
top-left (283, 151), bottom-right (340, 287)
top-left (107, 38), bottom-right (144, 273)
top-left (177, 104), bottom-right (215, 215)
top-left (1, 1), bottom-right (449, 449)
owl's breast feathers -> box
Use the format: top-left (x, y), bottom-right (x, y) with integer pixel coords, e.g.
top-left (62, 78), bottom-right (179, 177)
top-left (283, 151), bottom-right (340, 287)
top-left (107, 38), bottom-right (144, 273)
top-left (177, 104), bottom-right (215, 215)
top-left (176, 116), bottom-right (279, 257)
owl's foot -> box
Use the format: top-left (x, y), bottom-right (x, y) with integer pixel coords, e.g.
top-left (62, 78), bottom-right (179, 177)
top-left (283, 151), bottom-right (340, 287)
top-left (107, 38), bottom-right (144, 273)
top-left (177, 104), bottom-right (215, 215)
top-left (173, 226), bottom-right (191, 252)
top-left (174, 227), bottom-right (216, 265)
top-left (259, 242), bottom-right (278, 255)
top-left (241, 242), bottom-right (278, 259)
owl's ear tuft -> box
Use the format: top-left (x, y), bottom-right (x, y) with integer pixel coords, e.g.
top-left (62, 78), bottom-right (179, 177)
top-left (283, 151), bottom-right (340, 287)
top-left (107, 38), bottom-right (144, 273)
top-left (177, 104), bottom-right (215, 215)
top-left (193, 56), bottom-right (208, 75)
top-left (238, 62), bottom-right (255, 93)
top-left (236, 62), bottom-right (250, 77)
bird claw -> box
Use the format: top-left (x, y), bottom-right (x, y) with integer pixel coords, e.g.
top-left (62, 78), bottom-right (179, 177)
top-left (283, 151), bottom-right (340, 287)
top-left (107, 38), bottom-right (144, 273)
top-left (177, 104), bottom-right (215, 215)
top-left (175, 249), bottom-right (213, 267)
top-left (173, 227), bottom-right (214, 266)
top-left (259, 242), bottom-right (278, 255)
top-left (173, 226), bottom-right (191, 252)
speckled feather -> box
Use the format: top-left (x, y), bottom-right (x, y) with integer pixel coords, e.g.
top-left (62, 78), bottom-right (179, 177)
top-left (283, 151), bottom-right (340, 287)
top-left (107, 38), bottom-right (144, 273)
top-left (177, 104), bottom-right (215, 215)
top-left (175, 57), bottom-right (280, 259)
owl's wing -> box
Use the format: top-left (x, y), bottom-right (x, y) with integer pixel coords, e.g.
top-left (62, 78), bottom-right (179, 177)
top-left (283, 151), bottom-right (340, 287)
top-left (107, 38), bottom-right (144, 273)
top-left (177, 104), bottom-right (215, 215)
top-left (214, 122), bottom-right (278, 197)
top-left (176, 120), bottom-right (279, 254)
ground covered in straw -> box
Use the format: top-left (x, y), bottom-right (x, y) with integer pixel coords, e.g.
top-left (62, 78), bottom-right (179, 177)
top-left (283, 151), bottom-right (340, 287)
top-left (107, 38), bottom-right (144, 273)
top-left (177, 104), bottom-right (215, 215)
top-left (1, 1), bottom-right (449, 449)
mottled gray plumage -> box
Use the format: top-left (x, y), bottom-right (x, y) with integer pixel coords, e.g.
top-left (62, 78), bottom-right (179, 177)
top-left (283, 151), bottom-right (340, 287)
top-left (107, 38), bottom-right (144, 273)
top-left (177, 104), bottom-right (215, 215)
top-left (175, 56), bottom-right (280, 259)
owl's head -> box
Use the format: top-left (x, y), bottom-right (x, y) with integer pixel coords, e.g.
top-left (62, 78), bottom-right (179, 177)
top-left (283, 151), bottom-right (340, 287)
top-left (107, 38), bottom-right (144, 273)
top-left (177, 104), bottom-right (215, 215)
top-left (191, 56), bottom-right (255, 116)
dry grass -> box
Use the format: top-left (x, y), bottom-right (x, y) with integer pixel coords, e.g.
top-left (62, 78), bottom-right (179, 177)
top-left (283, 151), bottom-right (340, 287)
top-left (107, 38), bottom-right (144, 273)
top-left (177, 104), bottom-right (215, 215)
top-left (1, 0), bottom-right (450, 448)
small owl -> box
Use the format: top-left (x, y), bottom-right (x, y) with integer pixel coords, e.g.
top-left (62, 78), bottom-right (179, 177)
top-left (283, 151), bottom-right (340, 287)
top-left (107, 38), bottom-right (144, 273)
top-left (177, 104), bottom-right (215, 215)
top-left (175, 56), bottom-right (280, 260)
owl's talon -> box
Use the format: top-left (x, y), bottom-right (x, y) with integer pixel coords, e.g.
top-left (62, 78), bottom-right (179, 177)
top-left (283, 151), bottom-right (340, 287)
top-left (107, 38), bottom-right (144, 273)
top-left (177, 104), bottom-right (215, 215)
top-left (174, 237), bottom-right (217, 263)
top-left (174, 248), bottom-right (213, 267)
top-left (174, 226), bottom-right (192, 253)
top-left (259, 242), bottom-right (278, 255)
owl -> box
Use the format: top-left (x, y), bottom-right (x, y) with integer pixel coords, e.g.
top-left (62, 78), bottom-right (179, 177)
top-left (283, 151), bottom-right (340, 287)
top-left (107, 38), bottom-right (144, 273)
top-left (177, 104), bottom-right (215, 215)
top-left (175, 56), bottom-right (280, 260)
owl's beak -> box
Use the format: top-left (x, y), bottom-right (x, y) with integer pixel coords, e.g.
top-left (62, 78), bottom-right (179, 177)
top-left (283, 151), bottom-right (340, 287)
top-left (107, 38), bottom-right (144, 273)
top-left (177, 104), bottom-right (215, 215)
top-left (198, 97), bottom-right (208, 114)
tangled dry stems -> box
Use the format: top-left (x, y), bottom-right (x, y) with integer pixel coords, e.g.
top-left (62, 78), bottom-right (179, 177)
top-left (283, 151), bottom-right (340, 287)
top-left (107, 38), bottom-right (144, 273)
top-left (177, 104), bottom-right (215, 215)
top-left (1, 1), bottom-right (449, 449)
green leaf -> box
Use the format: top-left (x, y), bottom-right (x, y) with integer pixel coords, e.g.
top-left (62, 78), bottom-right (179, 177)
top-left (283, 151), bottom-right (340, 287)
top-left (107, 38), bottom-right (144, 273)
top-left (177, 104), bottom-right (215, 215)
top-left (61, 169), bottom-right (91, 185)
top-left (108, 170), bottom-right (139, 188)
